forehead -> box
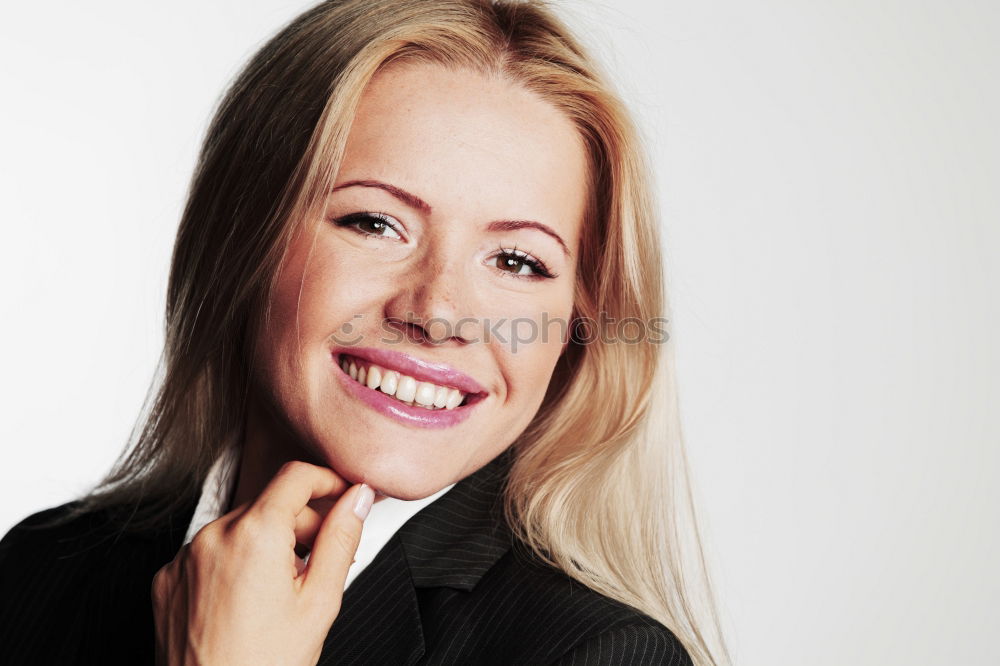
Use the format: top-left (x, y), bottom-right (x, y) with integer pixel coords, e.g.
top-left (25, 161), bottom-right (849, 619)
top-left (337, 61), bottom-right (588, 253)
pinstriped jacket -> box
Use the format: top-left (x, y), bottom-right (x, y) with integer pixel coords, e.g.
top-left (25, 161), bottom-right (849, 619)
top-left (0, 448), bottom-right (692, 665)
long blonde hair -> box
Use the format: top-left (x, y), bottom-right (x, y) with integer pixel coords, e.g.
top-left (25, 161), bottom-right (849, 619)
top-left (80, 1), bottom-right (729, 663)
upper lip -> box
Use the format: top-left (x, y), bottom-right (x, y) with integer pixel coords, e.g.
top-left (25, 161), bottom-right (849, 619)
top-left (332, 346), bottom-right (487, 396)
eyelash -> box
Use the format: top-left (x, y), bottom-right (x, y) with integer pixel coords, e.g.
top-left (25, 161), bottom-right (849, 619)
top-left (332, 211), bottom-right (403, 239)
top-left (331, 211), bottom-right (558, 281)
top-left (491, 243), bottom-right (557, 280)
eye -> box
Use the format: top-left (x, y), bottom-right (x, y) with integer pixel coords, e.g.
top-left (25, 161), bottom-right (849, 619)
top-left (490, 244), bottom-right (558, 281)
top-left (331, 212), bottom-right (404, 240)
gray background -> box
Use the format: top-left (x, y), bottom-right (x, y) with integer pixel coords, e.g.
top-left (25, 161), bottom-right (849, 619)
top-left (1, 1), bottom-right (997, 663)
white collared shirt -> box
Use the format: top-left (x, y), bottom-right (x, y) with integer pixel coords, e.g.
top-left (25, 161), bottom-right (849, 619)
top-left (182, 446), bottom-right (456, 590)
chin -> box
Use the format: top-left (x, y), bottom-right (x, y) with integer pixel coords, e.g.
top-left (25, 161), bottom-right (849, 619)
top-left (361, 472), bottom-right (455, 502)
top-left (316, 443), bottom-right (458, 501)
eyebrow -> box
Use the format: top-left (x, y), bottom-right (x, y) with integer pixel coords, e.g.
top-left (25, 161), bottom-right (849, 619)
top-left (485, 220), bottom-right (571, 258)
top-left (331, 179), bottom-right (572, 258)
top-left (332, 179), bottom-right (431, 214)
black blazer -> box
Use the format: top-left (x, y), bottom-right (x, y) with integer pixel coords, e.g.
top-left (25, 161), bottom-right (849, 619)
top-left (0, 449), bottom-right (692, 665)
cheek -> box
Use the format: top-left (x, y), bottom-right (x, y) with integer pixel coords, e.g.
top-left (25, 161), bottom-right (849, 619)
top-left (507, 347), bottom-right (560, 405)
top-left (276, 237), bottom-right (378, 344)
top-left (488, 281), bottom-right (576, 351)
top-left (253, 231), bottom-right (352, 394)
top-left (496, 297), bottom-right (574, 406)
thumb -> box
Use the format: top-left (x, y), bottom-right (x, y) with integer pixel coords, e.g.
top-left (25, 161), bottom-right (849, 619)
top-left (301, 482), bottom-right (374, 598)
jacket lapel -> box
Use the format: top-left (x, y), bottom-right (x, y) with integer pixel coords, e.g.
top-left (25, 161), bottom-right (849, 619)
top-left (317, 447), bottom-right (515, 665)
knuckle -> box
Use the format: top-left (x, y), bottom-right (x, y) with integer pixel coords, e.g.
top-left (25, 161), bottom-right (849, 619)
top-left (232, 512), bottom-right (267, 545)
top-left (151, 563), bottom-right (176, 605)
top-left (331, 523), bottom-right (360, 555)
top-left (151, 568), bottom-right (166, 600)
top-left (278, 459), bottom-right (310, 478)
top-left (189, 529), bottom-right (216, 559)
top-left (188, 525), bottom-right (223, 566)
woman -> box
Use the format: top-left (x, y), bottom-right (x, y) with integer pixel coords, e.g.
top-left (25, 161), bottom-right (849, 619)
top-left (0, 1), bottom-right (728, 664)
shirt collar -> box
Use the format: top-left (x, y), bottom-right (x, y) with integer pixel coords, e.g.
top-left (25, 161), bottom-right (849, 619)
top-left (180, 444), bottom-right (516, 590)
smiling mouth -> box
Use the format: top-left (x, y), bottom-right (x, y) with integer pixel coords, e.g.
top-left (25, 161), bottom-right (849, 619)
top-left (336, 353), bottom-right (483, 410)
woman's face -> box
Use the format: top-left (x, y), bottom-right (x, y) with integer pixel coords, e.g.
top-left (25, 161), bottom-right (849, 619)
top-left (252, 61), bottom-right (588, 499)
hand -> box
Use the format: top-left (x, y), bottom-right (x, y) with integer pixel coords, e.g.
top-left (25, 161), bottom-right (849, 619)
top-left (151, 461), bottom-right (375, 666)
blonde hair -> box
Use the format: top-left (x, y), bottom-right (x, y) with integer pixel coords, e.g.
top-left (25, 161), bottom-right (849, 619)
top-left (81, 1), bottom-right (729, 663)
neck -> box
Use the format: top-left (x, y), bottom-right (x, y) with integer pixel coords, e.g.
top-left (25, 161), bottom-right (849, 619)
top-left (231, 388), bottom-right (387, 509)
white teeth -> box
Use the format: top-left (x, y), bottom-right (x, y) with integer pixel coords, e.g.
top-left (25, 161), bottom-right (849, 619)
top-left (365, 365), bottom-right (382, 390)
top-left (380, 370), bottom-right (399, 396)
top-left (445, 388), bottom-right (464, 409)
top-left (340, 355), bottom-right (469, 410)
top-left (414, 381), bottom-right (437, 406)
top-left (396, 375), bottom-right (417, 402)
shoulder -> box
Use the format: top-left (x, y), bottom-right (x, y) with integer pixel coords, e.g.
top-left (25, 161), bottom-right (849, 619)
top-left (2, 493), bottom-right (195, 553)
top-left (0, 500), bottom-right (189, 663)
top-left (0, 502), bottom-right (114, 661)
top-left (547, 622), bottom-right (693, 665)
top-left (1, 498), bottom-right (191, 586)
top-left (426, 542), bottom-right (693, 665)
top-left (509, 548), bottom-right (693, 665)
top-left (0, 500), bottom-right (144, 614)
top-left (0, 501), bottom-right (102, 568)
top-left (1, 500), bottom-right (152, 567)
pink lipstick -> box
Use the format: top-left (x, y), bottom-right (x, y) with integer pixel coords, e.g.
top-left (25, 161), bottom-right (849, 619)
top-left (334, 346), bottom-right (486, 395)
top-left (331, 347), bottom-right (488, 429)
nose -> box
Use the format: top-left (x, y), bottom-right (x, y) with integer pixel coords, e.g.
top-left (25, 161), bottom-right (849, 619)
top-left (382, 245), bottom-right (481, 347)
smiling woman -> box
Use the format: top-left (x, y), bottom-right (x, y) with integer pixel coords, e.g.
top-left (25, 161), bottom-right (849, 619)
top-left (0, 1), bottom-right (728, 665)
top-left (249, 61), bottom-right (588, 500)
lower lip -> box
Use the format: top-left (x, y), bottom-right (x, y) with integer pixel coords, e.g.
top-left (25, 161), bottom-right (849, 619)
top-left (332, 353), bottom-right (484, 429)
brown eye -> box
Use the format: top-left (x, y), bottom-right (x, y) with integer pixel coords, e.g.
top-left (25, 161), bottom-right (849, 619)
top-left (496, 253), bottom-right (529, 274)
top-left (490, 247), bottom-right (556, 280)
top-left (332, 212), bottom-right (403, 240)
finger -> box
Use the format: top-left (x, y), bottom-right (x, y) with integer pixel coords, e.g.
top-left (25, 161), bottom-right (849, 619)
top-left (294, 505), bottom-right (323, 549)
top-left (301, 483), bottom-right (374, 599)
top-left (252, 461), bottom-right (349, 525)
top-left (295, 497), bottom-right (337, 548)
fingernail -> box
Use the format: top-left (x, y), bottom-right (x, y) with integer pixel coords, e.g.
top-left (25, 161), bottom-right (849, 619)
top-left (353, 483), bottom-right (375, 521)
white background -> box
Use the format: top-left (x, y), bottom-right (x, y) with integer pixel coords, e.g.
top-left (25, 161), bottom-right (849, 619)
top-left (1, 1), bottom-right (997, 664)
